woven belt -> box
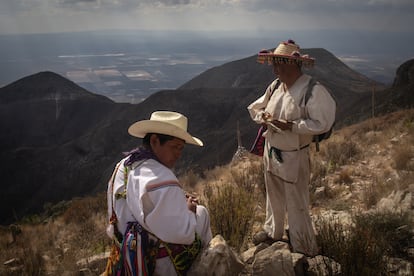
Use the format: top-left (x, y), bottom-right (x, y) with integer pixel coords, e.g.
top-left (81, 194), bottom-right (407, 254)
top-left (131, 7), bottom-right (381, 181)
top-left (156, 243), bottom-right (187, 259)
top-left (157, 247), bottom-right (169, 259)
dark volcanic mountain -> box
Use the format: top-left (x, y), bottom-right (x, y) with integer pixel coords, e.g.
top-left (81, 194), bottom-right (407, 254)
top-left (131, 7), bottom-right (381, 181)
top-left (343, 59), bottom-right (414, 123)
top-left (1, 51), bottom-right (411, 224)
top-left (0, 72), bottom-right (134, 223)
top-left (0, 72), bottom-right (115, 148)
top-left (179, 48), bottom-right (384, 126)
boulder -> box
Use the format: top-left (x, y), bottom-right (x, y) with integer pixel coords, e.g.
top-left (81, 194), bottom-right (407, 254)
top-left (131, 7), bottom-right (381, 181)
top-left (188, 235), bottom-right (245, 276)
top-left (251, 242), bottom-right (296, 276)
top-left (306, 255), bottom-right (341, 276)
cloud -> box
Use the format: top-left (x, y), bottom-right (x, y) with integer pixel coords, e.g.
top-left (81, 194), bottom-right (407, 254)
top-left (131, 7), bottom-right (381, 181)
top-left (62, 0), bottom-right (96, 3)
top-left (4, 0), bottom-right (414, 11)
top-left (57, 0), bottom-right (194, 10)
top-left (240, 0), bottom-right (414, 13)
top-left (155, 0), bottom-right (192, 5)
top-left (0, 0), bottom-right (413, 34)
top-left (3, 0), bottom-right (414, 14)
top-left (0, 0), bottom-right (44, 14)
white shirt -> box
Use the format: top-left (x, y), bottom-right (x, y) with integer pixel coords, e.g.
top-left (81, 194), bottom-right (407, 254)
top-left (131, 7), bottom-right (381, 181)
top-left (110, 157), bottom-right (198, 244)
top-left (248, 74), bottom-right (336, 151)
top-left (247, 74), bottom-right (336, 182)
top-left (107, 157), bottom-right (208, 275)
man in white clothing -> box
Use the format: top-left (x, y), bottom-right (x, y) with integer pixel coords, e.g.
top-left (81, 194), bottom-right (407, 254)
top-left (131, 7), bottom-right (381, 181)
top-left (248, 40), bottom-right (336, 256)
top-left (105, 111), bottom-right (212, 276)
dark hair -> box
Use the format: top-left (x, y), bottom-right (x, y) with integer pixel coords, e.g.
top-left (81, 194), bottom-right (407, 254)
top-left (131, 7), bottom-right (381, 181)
top-left (143, 133), bottom-right (176, 147)
top-left (272, 57), bottom-right (302, 68)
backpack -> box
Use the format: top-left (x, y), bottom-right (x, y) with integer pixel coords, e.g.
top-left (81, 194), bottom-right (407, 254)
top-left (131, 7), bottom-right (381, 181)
top-left (304, 78), bottom-right (336, 151)
top-left (250, 77), bottom-right (335, 155)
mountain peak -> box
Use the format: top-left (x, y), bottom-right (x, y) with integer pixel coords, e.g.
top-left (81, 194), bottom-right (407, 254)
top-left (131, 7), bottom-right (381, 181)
top-left (0, 71), bottom-right (112, 104)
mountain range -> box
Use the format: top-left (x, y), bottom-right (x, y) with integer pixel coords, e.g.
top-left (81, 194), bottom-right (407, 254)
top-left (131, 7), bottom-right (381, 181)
top-left (0, 48), bottom-right (413, 224)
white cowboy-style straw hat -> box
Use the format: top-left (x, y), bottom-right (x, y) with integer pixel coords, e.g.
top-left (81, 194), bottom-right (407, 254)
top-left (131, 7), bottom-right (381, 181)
top-left (128, 111), bottom-right (203, 146)
top-left (257, 39), bottom-right (315, 67)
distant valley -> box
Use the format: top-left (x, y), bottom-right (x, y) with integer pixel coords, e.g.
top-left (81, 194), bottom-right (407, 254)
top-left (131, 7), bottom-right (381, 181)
top-left (0, 30), bottom-right (411, 103)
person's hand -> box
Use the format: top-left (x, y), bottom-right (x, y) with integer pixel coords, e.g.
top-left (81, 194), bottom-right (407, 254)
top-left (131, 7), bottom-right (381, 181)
top-left (186, 193), bottom-right (198, 213)
top-left (271, 120), bottom-right (293, 131)
top-left (262, 112), bottom-right (272, 122)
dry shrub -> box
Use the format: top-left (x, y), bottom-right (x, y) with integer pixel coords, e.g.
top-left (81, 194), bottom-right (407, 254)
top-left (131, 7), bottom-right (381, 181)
top-left (335, 168), bottom-right (353, 185)
top-left (310, 157), bottom-right (328, 186)
top-left (353, 211), bottom-right (413, 258)
top-left (0, 193), bottom-right (109, 274)
top-left (61, 193), bottom-right (110, 256)
top-left (357, 118), bottom-right (382, 135)
top-left (362, 176), bottom-right (391, 209)
top-left (363, 184), bottom-right (375, 211)
top-left (179, 169), bottom-right (201, 192)
top-left (316, 214), bottom-right (385, 275)
top-left (0, 224), bottom-right (58, 275)
top-left (309, 157), bottom-right (328, 186)
top-left (309, 157), bottom-right (342, 207)
top-left (366, 172), bottom-right (413, 207)
top-left (329, 197), bottom-right (352, 211)
top-left (315, 211), bottom-right (412, 275)
top-left (204, 182), bottom-right (255, 252)
top-left (204, 162), bottom-right (262, 252)
top-left (397, 171), bottom-right (414, 191)
top-left (402, 111), bottom-right (414, 138)
top-left (203, 165), bottom-right (230, 183)
top-left (364, 131), bottom-right (381, 145)
top-left (322, 140), bottom-right (360, 169)
top-left (62, 193), bottom-right (106, 224)
top-left (21, 246), bottom-right (43, 276)
top-left (314, 183), bottom-right (352, 211)
top-left (231, 160), bottom-right (265, 198)
top-left (393, 145), bottom-right (414, 171)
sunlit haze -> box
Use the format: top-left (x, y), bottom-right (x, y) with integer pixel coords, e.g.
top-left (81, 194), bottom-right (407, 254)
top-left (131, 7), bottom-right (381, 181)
top-left (0, 0), bottom-right (413, 102)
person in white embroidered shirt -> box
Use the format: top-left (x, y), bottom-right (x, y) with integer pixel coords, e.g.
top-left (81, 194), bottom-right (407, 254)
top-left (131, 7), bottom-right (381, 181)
top-left (248, 40), bottom-right (336, 256)
top-left (105, 111), bottom-right (212, 276)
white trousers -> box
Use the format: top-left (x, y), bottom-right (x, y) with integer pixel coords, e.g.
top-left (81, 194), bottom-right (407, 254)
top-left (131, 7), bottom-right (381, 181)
top-left (263, 148), bottom-right (318, 256)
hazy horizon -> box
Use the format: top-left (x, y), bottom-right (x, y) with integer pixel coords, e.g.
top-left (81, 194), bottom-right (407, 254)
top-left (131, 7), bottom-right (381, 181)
top-left (0, 29), bottom-right (412, 103)
top-left (1, 0), bottom-right (412, 102)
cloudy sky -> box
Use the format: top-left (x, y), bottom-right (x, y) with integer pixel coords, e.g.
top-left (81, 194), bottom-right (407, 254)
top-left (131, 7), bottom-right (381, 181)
top-left (0, 0), bottom-right (413, 35)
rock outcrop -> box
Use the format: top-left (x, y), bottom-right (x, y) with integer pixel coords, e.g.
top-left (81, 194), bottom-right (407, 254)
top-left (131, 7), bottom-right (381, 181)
top-left (393, 59), bottom-right (414, 87)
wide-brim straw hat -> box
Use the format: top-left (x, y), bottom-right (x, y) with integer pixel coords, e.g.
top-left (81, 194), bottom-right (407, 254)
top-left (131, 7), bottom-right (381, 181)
top-left (257, 39), bottom-right (315, 67)
top-left (128, 111), bottom-right (203, 146)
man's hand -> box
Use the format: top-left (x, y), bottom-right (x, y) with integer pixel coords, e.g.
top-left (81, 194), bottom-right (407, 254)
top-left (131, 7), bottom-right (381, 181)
top-left (271, 120), bottom-right (293, 131)
top-left (186, 194), bottom-right (198, 213)
top-left (262, 112), bottom-right (272, 121)
top-left (261, 112), bottom-right (292, 131)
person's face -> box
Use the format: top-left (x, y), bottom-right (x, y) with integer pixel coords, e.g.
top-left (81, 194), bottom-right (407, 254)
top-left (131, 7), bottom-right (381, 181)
top-left (272, 62), bottom-right (299, 82)
top-left (150, 135), bottom-right (185, 169)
